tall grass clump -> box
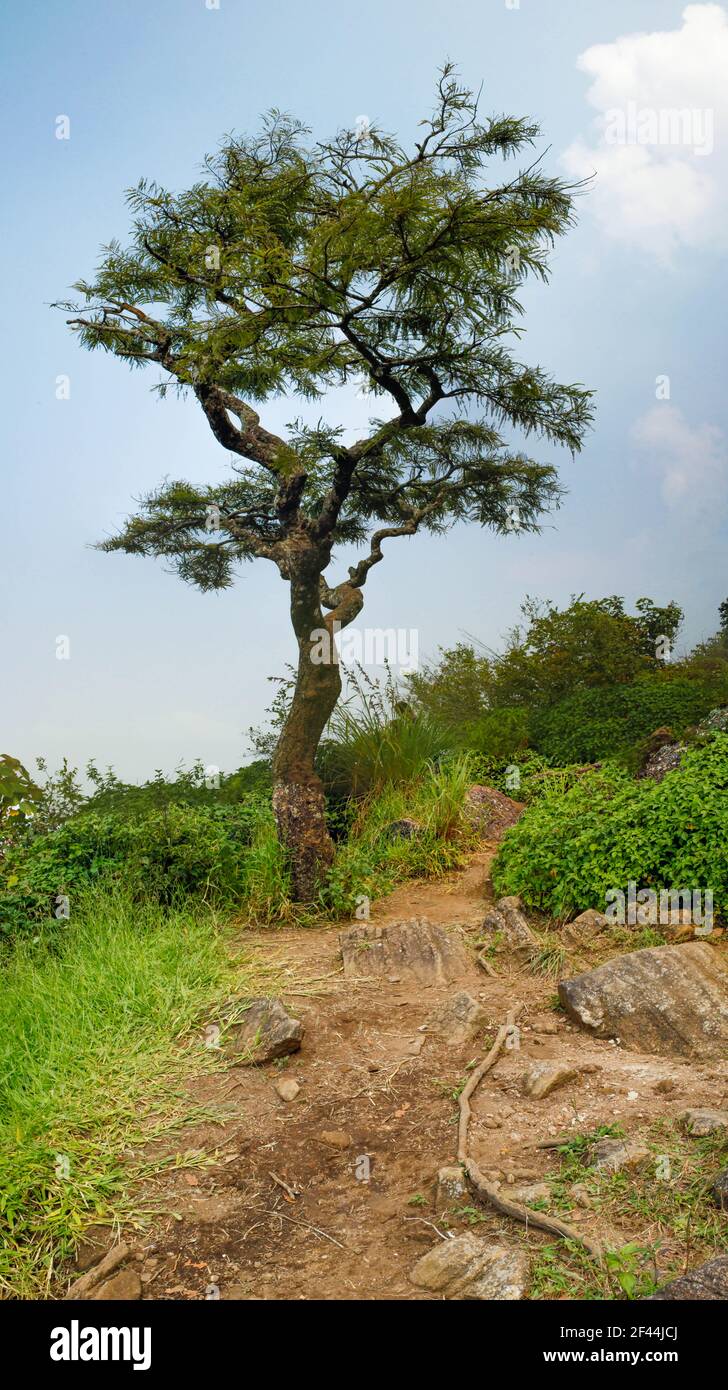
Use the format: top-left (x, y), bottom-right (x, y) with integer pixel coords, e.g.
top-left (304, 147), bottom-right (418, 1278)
top-left (0, 885), bottom-right (270, 1298)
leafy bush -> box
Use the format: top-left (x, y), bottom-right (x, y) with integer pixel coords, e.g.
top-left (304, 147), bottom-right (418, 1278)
top-left (491, 735), bottom-right (728, 918)
top-left (0, 795), bottom-right (288, 939)
top-left (530, 674), bottom-right (728, 764)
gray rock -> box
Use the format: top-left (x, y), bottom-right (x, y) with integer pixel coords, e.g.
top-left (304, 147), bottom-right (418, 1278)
top-left (521, 1062), bottom-right (579, 1100)
top-left (681, 1107), bottom-right (728, 1137)
top-left (436, 1166), bottom-right (467, 1208)
top-left (557, 943), bottom-right (728, 1057)
top-left (228, 998), bottom-right (303, 1064)
top-left (697, 707), bottom-right (728, 737)
top-left (712, 1170), bottom-right (728, 1210)
top-left (410, 1233), bottom-right (529, 1300)
top-left (427, 991), bottom-right (489, 1045)
top-left (592, 1138), bottom-right (649, 1174)
top-left (339, 919), bottom-right (467, 985)
top-left (640, 742), bottom-right (685, 782)
top-left (384, 818), bottom-right (423, 841)
top-left (510, 1183), bottom-right (551, 1205)
top-left (490, 896), bottom-right (539, 960)
top-left (646, 1256), bottom-right (728, 1301)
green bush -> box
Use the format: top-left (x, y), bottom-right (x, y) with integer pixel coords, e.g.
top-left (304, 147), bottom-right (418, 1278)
top-left (530, 674), bottom-right (728, 764)
top-left (0, 795), bottom-right (288, 939)
top-left (491, 735), bottom-right (728, 918)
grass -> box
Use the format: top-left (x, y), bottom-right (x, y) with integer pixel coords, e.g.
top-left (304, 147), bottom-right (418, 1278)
top-left (0, 885), bottom-right (275, 1298)
top-left (530, 1120), bottom-right (728, 1299)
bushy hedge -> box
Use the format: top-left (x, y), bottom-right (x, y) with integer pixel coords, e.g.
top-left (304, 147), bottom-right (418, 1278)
top-left (529, 674), bottom-right (728, 764)
top-left (491, 735), bottom-right (728, 918)
top-left (0, 796), bottom-right (283, 939)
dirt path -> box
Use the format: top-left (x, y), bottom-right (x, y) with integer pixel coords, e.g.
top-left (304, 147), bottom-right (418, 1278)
top-left (75, 842), bottom-right (728, 1301)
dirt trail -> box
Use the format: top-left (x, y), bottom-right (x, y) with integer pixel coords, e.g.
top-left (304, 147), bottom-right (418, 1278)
top-left (77, 839), bottom-right (728, 1301)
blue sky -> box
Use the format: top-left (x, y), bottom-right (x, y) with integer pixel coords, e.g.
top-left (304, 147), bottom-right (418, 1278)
top-left (2, 0), bottom-right (727, 779)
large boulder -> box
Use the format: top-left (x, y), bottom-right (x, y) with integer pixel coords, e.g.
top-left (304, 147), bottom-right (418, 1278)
top-left (464, 785), bottom-right (524, 838)
top-left (558, 943), bottom-right (728, 1057)
top-left (339, 919), bottom-right (467, 985)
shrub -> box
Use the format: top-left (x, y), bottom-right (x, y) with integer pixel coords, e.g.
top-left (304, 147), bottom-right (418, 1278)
top-left (530, 674), bottom-right (728, 764)
top-left (491, 735), bottom-right (728, 918)
top-left (0, 795), bottom-right (288, 940)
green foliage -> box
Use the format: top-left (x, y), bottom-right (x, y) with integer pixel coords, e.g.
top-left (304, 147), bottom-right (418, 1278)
top-left (531, 672), bottom-right (728, 764)
top-left (58, 69), bottom-right (593, 597)
top-left (318, 665), bottom-right (452, 799)
top-left (0, 755), bottom-right (42, 840)
top-left (0, 886), bottom-right (270, 1297)
top-left (492, 735), bottom-right (728, 917)
top-left (0, 795), bottom-right (288, 940)
top-left (319, 756), bottom-right (474, 917)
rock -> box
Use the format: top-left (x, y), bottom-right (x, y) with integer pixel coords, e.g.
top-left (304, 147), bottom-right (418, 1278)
top-left (521, 1062), bottom-right (579, 1100)
top-left (488, 896), bottom-right (539, 960)
top-left (712, 1170), bottom-right (728, 1209)
top-left (646, 1256), bottom-right (728, 1301)
top-left (410, 1233), bottom-right (529, 1300)
top-left (463, 785), bottom-right (524, 838)
top-left (681, 1108), bottom-right (728, 1137)
top-left (557, 942), bottom-right (728, 1057)
top-left (510, 1183), bottom-right (550, 1205)
top-left (228, 998), bottom-right (303, 1064)
top-left (562, 909), bottom-right (610, 947)
top-left (384, 818), bottom-right (423, 841)
top-left (436, 1166), bottom-right (467, 1207)
top-left (339, 919), bottom-right (468, 985)
top-left (426, 991), bottom-right (489, 1045)
top-left (222, 1285), bottom-right (259, 1300)
top-left (72, 1226), bottom-right (114, 1274)
top-left (592, 1138), bottom-right (649, 1174)
top-left (531, 1014), bottom-right (559, 1035)
top-left (274, 1077), bottom-right (300, 1102)
top-left (638, 731), bottom-right (686, 783)
top-left (697, 707), bottom-right (728, 737)
top-left (90, 1268), bottom-right (142, 1301)
top-left (318, 1130), bottom-right (351, 1150)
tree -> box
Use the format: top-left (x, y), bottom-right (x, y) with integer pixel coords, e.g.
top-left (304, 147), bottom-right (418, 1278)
top-left (59, 68), bottom-right (593, 898)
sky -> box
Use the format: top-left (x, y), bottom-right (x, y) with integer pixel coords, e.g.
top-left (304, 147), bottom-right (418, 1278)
top-left (1, 0), bottom-right (727, 781)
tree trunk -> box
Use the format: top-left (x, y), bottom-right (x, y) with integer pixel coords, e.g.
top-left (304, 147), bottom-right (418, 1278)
top-left (271, 553), bottom-right (347, 901)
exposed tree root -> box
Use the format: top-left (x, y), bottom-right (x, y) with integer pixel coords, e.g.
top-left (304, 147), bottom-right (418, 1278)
top-left (456, 1007), bottom-right (603, 1261)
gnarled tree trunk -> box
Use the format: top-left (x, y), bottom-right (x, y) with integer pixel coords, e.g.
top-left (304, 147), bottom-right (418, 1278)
top-left (271, 549), bottom-right (361, 901)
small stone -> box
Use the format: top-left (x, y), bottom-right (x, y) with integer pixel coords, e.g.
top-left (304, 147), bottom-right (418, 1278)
top-left (521, 1062), bottom-right (579, 1100)
top-left (510, 1183), bottom-right (550, 1205)
top-left (653, 1079), bottom-right (676, 1094)
top-left (90, 1268), bottom-right (142, 1301)
top-left (712, 1170), bottom-right (728, 1209)
top-left (492, 897), bottom-right (540, 960)
top-left (681, 1108), bottom-right (728, 1138)
top-left (427, 991), bottom-right (489, 1045)
top-left (407, 1036), bottom-right (425, 1056)
top-left (319, 1130), bottom-right (351, 1150)
top-left (592, 1138), bottom-right (649, 1173)
top-left (228, 998), bottom-right (303, 1065)
top-left (410, 1233), bottom-right (529, 1300)
top-left (531, 1015), bottom-right (559, 1035)
top-left (436, 1166), bottom-right (467, 1207)
top-left (385, 818), bottom-right (423, 841)
top-left (274, 1077), bottom-right (300, 1102)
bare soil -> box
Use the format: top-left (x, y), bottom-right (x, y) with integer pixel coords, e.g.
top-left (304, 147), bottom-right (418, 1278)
top-left (72, 839), bottom-right (728, 1301)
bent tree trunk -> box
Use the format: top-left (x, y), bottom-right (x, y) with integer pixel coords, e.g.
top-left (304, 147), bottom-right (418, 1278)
top-left (272, 555), bottom-right (359, 900)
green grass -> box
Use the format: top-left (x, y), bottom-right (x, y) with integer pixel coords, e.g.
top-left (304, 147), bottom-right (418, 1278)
top-left (0, 885), bottom-right (273, 1298)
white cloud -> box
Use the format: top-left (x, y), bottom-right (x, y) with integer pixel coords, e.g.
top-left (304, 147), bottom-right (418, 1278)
top-left (631, 404), bottom-right (728, 517)
top-left (563, 4), bottom-right (728, 260)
